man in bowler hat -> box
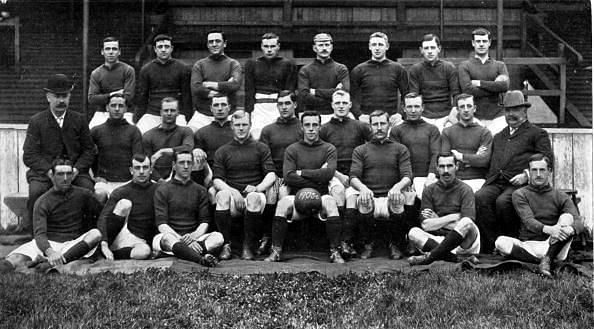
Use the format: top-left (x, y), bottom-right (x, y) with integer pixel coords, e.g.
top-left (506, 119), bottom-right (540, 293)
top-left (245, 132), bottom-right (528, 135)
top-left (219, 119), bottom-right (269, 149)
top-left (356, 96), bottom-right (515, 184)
top-left (474, 90), bottom-right (553, 253)
top-left (22, 74), bottom-right (96, 234)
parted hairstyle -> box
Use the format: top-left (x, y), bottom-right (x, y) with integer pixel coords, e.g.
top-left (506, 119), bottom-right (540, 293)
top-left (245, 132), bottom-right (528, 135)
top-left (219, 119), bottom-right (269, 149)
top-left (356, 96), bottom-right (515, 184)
top-left (50, 158), bottom-right (74, 174)
top-left (300, 110), bottom-right (321, 124)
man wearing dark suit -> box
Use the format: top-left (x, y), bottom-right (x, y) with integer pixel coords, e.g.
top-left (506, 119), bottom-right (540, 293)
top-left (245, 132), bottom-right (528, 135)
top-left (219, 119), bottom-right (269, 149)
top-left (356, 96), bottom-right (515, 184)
top-left (22, 74), bottom-right (96, 234)
top-left (475, 90), bottom-right (553, 253)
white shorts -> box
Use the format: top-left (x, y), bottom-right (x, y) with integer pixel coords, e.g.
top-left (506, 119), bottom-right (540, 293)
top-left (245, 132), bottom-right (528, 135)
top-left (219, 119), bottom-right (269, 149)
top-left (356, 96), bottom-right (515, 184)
top-left (229, 192), bottom-right (267, 217)
top-left (461, 179), bottom-right (485, 193)
top-left (265, 177), bottom-right (288, 205)
top-left (89, 111), bottom-right (134, 130)
top-left (413, 177), bottom-right (427, 200)
top-left (481, 116), bottom-right (507, 135)
top-left (110, 224), bottom-right (148, 250)
top-left (345, 187), bottom-right (403, 219)
top-left (422, 115), bottom-right (450, 133)
top-left (497, 236), bottom-right (571, 261)
top-left (8, 235), bottom-right (98, 262)
top-left (137, 114), bottom-right (187, 134)
top-left (151, 231), bottom-right (217, 256)
top-left (187, 111), bottom-right (215, 133)
top-left (94, 181), bottom-right (128, 198)
top-left (328, 176), bottom-right (346, 191)
top-left (251, 94), bottom-right (279, 141)
top-left (427, 225), bottom-right (481, 255)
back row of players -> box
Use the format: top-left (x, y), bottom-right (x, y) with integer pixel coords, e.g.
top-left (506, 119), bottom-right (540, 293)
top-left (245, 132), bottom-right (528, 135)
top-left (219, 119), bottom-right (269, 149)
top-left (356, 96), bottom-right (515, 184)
top-left (0, 29), bottom-right (589, 277)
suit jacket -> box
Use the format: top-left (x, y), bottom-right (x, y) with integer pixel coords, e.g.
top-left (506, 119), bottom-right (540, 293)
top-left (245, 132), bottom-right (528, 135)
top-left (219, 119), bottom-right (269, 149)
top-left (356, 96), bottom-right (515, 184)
top-left (23, 108), bottom-right (96, 181)
top-left (485, 121), bottom-right (552, 185)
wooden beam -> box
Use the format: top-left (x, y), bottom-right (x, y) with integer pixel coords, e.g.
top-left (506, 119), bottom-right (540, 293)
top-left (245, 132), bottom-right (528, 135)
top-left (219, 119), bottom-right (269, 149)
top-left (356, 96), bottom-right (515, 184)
top-left (82, 0), bottom-right (89, 118)
top-left (496, 0), bottom-right (503, 60)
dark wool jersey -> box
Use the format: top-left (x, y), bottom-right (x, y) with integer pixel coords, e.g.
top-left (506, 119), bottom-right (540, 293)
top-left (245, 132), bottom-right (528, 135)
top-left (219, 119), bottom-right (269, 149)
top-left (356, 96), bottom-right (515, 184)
top-left (350, 139), bottom-right (412, 197)
top-left (421, 178), bottom-right (475, 220)
top-left (259, 117), bottom-right (303, 176)
top-left (33, 186), bottom-right (102, 252)
top-left (191, 54), bottom-right (242, 115)
top-left (298, 58), bottom-right (350, 115)
top-left (136, 58), bottom-right (192, 120)
top-left (154, 178), bottom-right (212, 234)
top-left (320, 117), bottom-right (372, 174)
top-left (213, 138), bottom-right (275, 191)
top-left (441, 122), bottom-right (492, 180)
top-left (408, 59), bottom-right (460, 118)
top-left (194, 120), bottom-right (234, 167)
top-left (97, 181), bottom-right (158, 242)
top-left (244, 56), bottom-right (298, 112)
top-left (88, 61), bottom-right (136, 113)
top-left (389, 119), bottom-right (441, 177)
top-left (350, 58), bottom-right (409, 116)
top-left (142, 125), bottom-right (194, 180)
top-left (91, 118), bottom-right (144, 182)
top-left (513, 184), bottom-right (579, 241)
top-left (283, 139), bottom-right (337, 195)
top-left (458, 57), bottom-right (509, 120)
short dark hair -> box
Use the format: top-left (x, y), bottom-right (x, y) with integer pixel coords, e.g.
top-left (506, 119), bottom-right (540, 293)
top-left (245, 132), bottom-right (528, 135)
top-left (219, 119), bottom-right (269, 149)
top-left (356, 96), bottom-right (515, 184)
top-left (403, 92), bottom-right (422, 105)
top-left (301, 111), bottom-right (321, 124)
top-left (436, 152), bottom-right (456, 164)
top-left (262, 32), bottom-right (279, 42)
top-left (472, 28), bottom-right (491, 41)
top-left (369, 110), bottom-right (389, 123)
top-left (132, 153), bottom-right (149, 165)
top-left (161, 97), bottom-right (178, 108)
top-left (231, 110), bottom-right (251, 124)
top-left (454, 93), bottom-right (474, 107)
top-left (421, 33), bottom-right (441, 47)
top-left (528, 153), bottom-right (552, 169)
top-left (107, 93), bottom-right (126, 103)
top-left (207, 29), bottom-right (226, 41)
top-left (102, 36), bottom-right (119, 47)
top-left (50, 158), bottom-right (73, 174)
top-left (173, 150), bottom-right (193, 163)
top-left (278, 90), bottom-right (296, 102)
top-left (153, 34), bottom-right (172, 46)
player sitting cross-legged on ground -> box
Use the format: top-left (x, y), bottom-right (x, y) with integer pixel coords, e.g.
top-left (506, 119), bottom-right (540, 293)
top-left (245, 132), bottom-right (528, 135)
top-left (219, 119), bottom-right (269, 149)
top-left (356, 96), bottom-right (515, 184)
top-left (151, 151), bottom-right (222, 267)
top-left (407, 152), bottom-right (481, 266)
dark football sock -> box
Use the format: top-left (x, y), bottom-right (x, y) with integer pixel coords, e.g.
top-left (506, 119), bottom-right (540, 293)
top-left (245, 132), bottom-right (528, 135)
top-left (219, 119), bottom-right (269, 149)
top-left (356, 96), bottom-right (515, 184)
top-left (421, 238), bottom-right (439, 252)
top-left (62, 241), bottom-right (92, 263)
top-left (404, 205), bottom-right (420, 228)
top-left (244, 211), bottom-right (262, 249)
top-left (112, 247), bottom-right (133, 260)
top-left (342, 208), bottom-right (357, 242)
top-left (545, 239), bottom-right (572, 260)
top-left (388, 212), bottom-right (408, 249)
top-left (271, 216), bottom-right (288, 249)
top-left (358, 212), bottom-right (375, 244)
top-left (262, 204), bottom-right (275, 238)
top-left (172, 242), bottom-right (204, 264)
top-left (214, 210), bottom-right (232, 243)
top-left (509, 245), bottom-right (540, 264)
top-left (427, 230), bottom-right (464, 262)
top-left (325, 216), bottom-right (342, 249)
top-left (105, 214), bottom-right (126, 245)
top-left (0, 259), bottom-right (15, 273)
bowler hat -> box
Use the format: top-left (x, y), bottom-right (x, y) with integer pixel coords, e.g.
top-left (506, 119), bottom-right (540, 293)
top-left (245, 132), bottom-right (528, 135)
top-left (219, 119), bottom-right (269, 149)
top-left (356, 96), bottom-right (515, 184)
top-left (43, 74), bottom-right (73, 94)
top-left (502, 90), bottom-right (531, 109)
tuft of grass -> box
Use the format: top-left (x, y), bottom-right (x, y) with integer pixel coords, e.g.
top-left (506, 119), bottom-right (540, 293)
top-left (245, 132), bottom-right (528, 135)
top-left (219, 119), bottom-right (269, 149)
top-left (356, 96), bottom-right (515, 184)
top-left (0, 269), bottom-right (591, 329)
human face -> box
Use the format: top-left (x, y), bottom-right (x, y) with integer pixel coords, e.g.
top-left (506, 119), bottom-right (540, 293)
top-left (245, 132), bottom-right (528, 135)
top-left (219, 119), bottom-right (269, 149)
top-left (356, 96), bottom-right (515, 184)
top-left (210, 96), bottom-right (230, 121)
top-left (504, 107), bottom-right (528, 129)
top-left (456, 97), bottom-right (476, 123)
top-left (404, 96), bottom-right (424, 121)
top-left (160, 101), bottom-right (179, 125)
top-left (207, 33), bottom-right (226, 56)
top-left (174, 153), bottom-right (193, 181)
top-left (276, 95), bottom-right (296, 119)
top-left (472, 34), bottom-right (491, 57)
top-left (51, 164), bottom-right (74, 192)
top-left (46, 92), bottom-right (70, 115)
top-left (130, 158), bottom-right (151, 184)
top-left (106, 96), bottom-right (126, 120)
top-left (370, 114), bottom-right (389, 140)
top-left (154, 40), bottom-right (173, 61)
top-left (437, 156), bottom-right (457, 185)
top-left (313, 41), bottom-right (333, 60)
top-left (261, 38), bottom-right (280, 59)
top-left (528, 159), bottom-right (551, 187)
top-left (302, 115), bottom-right (321, 144)
top-left (231, 115), bottom-right (251, 142)
top-left (101, 41), bottom-right (120, 64)
top-left (420, 39), bottom-right (440, 62)
top-left (331, 93), bottom-right (351, 118)
top-left (369, 36), bottom-right (388, 61)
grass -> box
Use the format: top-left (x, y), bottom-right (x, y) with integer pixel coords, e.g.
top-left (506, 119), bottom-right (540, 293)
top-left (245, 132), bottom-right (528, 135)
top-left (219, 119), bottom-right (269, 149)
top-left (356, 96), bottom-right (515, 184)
top-left (0, 268), bottom-right (592, 329)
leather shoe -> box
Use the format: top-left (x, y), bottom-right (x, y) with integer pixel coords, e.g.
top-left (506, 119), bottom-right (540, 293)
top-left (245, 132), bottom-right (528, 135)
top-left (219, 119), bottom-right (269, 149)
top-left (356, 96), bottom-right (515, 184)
top-left (330, 248), bottom-right (345, 264)
top-left (408, 254), bottom-right (433, 266)
top-left (360, 243), bottom-right (374, 259)
top-left (340, 241), bottom-right (358, 258)
top-left (264, 247), bottom-right (282, 262)
top-left (218, 243), bottom-right (232, 260)
top-left (241, 245), bottom-right (255, 261)
top-left (538, 256), bottom-right (553, 278)
top-left (389, 243), bottom-right (405, 260)
top-left (200, 254), bottom-right (218, 267)
top-left (255, 237), bottom-right (271, 256)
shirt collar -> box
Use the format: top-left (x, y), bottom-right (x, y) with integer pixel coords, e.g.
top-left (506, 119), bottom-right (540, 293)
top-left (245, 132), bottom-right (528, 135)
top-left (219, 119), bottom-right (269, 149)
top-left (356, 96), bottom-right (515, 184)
top-left (171, 178), bottom-right (193, 186)
top-left (473, 54), bottom-right (491, 64)
top-left (276, 116), bottom-right (298, 124)
top-left (314, 57), bottom-right (334, 65)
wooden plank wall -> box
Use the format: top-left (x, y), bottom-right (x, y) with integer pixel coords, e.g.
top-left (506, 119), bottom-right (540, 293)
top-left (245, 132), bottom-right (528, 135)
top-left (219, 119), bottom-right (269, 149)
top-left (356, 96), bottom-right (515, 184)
top-left (0, 126), bottom-right (591, 230)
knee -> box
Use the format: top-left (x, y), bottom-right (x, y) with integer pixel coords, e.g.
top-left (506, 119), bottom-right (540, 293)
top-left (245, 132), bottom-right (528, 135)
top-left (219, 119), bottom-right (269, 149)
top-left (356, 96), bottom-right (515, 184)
top-left (558, 213), bottom-right (574, 227)
top-left (215, 190), bottom-right (232, 208)
top-left (113, 199), bottom-right (132, 217)
top-left (131, 243), bottom-right (152, 260)
top-left (275, 197), bottom-right (293, 216)
top-left (245, 192), bottom-right (264, 212)
top-left (455, 217), bottom-right (476, 235)
top-left (345, 195), bottom-right (358, 209)
top-left (330, 185), bottom-right (345, 201)
top-left (208, 187), bottom-right (217, 205)
top-left (85, 229), bottom-right (103, 245)
top-left (321, 195), bottom-right (338, 214)
top-left (494, 236), bottom-right (514, 255)
top-left (407, 227), bottom-right (426, 247)
top-left (206, 232), bottom-right (224, 252)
